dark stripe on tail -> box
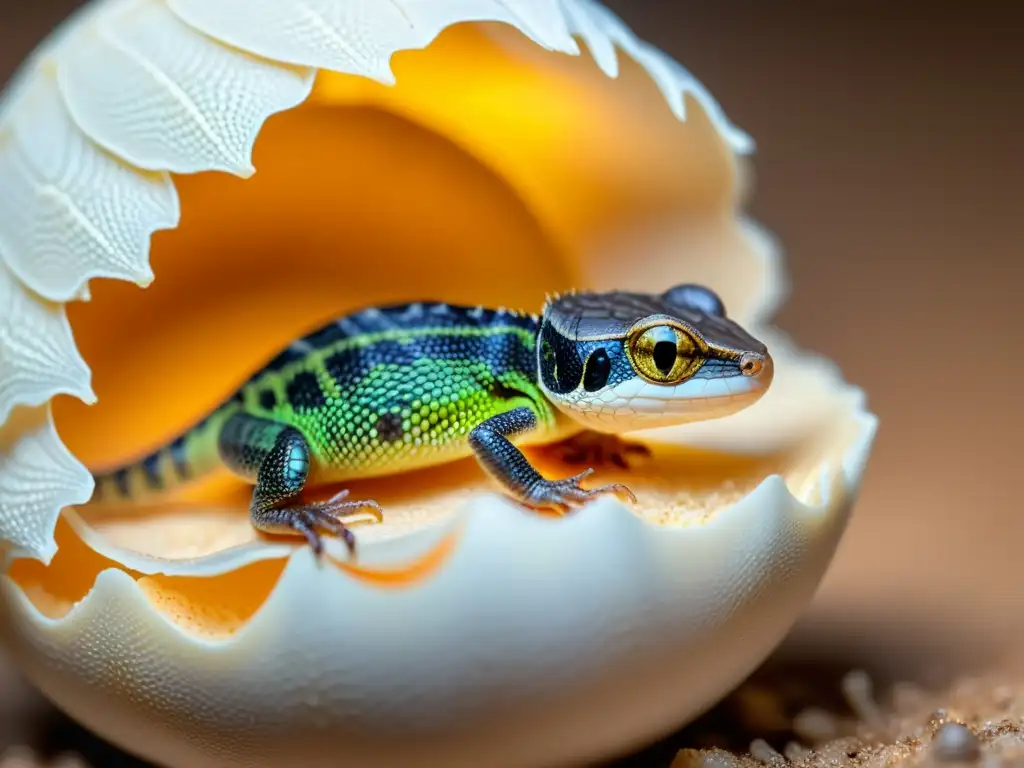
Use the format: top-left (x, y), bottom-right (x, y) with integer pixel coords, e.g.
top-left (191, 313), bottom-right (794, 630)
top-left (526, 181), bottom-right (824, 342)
top-left (141, 452), bottom-right (164, 490)
top-left (93, 444), bottom-right (185, 504)
top-left (169, 435), bottom-right (191, 480)
top-left (89, 407), bottom-right (232, 505)
top-left (114, 467), bottom-right (131, 497)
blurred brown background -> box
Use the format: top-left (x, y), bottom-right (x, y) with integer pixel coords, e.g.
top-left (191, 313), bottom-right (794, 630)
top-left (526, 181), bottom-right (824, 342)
top-left (1, 1), bottom-right (1021, 765)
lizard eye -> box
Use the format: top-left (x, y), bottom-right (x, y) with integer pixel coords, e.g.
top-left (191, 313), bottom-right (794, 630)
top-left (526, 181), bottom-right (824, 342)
top-left (627, 325), bottom-right (704, 384)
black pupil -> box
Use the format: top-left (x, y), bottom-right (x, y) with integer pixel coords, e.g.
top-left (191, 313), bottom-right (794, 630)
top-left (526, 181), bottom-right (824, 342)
top-left (583, 348), bottom-right (611, 392)
top-left (652, 341), bottom-right (677, 374)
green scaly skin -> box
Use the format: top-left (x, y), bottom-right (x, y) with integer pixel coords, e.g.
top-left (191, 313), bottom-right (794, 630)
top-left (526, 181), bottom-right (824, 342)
top-left (90, 285), bottom-right (772, 556)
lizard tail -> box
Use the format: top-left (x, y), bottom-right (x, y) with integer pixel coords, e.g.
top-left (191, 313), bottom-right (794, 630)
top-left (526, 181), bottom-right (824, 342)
top-left (89, 408), bottom-right (233, 505)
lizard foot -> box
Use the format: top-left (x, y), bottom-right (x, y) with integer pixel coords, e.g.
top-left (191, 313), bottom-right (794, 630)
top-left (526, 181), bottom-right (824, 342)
top-left (554, 432), bottom-right (652, 470)
top-left (521, 468), bottom-right (636, 514)
top-left (262, 489), bottom-right (384, 557)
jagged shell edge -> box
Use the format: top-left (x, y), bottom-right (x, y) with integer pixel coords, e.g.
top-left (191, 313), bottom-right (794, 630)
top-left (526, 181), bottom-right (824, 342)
top-left (0, 406), bottom-right (93, 565)
top-left (556, 0), bottom-right (754, 153)
top-left (0, 0), bottom-right (756, 564)
top-left (165, 0), bottom-right (583, 87)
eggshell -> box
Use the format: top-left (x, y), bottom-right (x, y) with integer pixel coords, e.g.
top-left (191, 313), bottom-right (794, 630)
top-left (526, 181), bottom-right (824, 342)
top-left (0, 1), bottom-right (877, 766)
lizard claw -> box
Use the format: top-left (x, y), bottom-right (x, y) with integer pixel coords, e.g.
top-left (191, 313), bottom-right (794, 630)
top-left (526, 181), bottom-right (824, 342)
top-left (522, 468), bottom-right (636, 514)
top-left (276, 490), bottom-right (384, 557)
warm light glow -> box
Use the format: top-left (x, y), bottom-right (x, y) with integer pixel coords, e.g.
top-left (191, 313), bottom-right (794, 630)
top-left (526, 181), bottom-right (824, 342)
top-left (0, 7), bottom-right (878, 767)
top-left (314, 23), bottom-right (736, 268)
top-left (53, 103), bottom-right (572, 474)
top-left (332, 528), bottom-right (462, 587)
top-left (7, 513), bottom-right (463, 634)
top-left (49, 22), bottom-right (747, 511)
top-left (8, 516), bottom-right (141, 619)
top-left (38, 18), bottom-right (790, 575)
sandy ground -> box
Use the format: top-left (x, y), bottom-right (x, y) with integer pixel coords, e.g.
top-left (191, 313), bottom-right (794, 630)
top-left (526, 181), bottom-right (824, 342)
top-left (6, 644), bottom-right (1024, 767)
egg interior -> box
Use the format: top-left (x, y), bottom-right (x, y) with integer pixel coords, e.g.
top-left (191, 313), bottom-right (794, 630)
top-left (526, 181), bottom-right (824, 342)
top-left (0, 13), bottom-right (885, 768)
top-left (0, 21), bottom-right (859, 641)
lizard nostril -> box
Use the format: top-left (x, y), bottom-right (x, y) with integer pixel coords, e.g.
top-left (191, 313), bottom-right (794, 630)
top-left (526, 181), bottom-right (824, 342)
top-left (739, 353), bottom-right (764, 377)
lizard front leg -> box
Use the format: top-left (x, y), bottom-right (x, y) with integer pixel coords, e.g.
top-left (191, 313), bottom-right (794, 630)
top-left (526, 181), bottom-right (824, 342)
top-left (469, 407), bottom-right (636, 513)
top-left (217, 413), bottom-right (382, 556)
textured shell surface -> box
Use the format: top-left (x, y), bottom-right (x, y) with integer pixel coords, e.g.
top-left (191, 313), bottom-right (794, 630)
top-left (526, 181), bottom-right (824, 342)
top-left (0, 1), bottom-right (876, 767)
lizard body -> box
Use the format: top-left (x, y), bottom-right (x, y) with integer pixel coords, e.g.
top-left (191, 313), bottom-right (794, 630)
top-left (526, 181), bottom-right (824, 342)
top-left (90, 284), bottom-right (773, 554)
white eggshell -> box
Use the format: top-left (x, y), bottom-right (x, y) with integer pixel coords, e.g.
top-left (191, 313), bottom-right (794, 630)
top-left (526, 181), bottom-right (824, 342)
top-left (0, 1), bottom-right (877, 766)
top-left (58, 0), bottom-right (317, 176)
top-left (0, 408), bottom-right (93, 564)
top-left (0, 72), bottom-right (179, 303)
top-left (1, 402), bottom-right (875, 768)
top-left (168, 0), bottom-right (580, 85)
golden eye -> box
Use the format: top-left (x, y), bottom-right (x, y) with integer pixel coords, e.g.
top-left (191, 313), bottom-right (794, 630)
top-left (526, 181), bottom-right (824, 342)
top-left (628, 325), bottom-right (704, 384)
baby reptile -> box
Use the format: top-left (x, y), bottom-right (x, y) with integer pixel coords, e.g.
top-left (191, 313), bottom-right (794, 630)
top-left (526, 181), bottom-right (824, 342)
top-left (89, 284), bottom-right (773, 555)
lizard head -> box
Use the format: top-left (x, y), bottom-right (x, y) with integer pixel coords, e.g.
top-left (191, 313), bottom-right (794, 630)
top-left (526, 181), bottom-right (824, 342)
top-left (536, 284), bottom-right (774, 432)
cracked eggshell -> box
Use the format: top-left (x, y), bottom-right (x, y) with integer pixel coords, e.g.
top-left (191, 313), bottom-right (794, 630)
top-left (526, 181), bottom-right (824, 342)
top-left (2, 426), bottom-right (876, 768)
top-left (0, 1), bottom-right (877, 767)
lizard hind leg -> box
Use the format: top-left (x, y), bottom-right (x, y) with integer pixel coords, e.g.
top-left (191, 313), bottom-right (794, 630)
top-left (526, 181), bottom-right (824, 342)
top-left (553, 430), bottom-right (652, 470)
top-left (217, 413), bottom-right (383, 556)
